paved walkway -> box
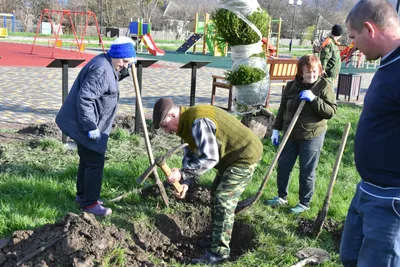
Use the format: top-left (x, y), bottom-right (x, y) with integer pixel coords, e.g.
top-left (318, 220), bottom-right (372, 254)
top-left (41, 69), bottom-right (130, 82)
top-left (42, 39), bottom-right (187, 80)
top-left (0, 53), bottom-right (375, 128)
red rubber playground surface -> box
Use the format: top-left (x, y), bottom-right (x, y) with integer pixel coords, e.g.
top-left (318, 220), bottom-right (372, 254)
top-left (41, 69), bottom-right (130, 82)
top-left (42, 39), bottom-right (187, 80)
top-left (0, 42), bottom-right (96, 67)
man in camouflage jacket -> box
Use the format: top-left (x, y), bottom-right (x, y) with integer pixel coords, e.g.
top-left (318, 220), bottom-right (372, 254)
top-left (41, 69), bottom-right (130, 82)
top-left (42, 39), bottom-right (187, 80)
top-left (320, 24), bottom-right (343, 85)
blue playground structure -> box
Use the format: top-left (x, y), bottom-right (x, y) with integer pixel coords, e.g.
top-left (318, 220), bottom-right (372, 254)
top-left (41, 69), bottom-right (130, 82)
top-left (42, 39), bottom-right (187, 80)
top-left (127, 19), bottom-right (164, 56)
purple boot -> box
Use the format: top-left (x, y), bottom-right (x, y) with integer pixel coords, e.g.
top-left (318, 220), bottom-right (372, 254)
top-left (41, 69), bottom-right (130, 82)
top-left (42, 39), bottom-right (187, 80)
top-left (83, 202), bottom-right (112, 217)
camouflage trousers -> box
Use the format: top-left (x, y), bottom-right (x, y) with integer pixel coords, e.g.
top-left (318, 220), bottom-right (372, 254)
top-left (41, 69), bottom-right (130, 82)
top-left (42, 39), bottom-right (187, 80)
top-left (210, 163), bottom-right (257, 256)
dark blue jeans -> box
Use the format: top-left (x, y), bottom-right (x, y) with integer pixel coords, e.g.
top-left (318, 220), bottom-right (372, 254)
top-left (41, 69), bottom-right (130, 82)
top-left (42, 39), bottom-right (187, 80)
top-left (76, 144), bottom-right (105, 208)
top-left (340, 181), bottom-right (400, 267)
top-left (276, 132), bottom-right (325, 207)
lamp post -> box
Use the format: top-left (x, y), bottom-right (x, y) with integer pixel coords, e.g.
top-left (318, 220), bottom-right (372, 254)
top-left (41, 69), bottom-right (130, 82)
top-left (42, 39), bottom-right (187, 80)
top-left (289, 0), bottom-right (302, 52)
top-left (99, 0), bottom-right (103, 46)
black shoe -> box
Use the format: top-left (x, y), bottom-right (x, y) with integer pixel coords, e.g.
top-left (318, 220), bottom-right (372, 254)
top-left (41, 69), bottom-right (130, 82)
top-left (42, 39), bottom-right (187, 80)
top-left (191, 251), bottom-right (229, 265)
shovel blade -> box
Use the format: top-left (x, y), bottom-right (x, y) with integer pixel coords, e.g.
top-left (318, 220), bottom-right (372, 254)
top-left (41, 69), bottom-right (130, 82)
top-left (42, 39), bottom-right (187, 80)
top-left (295, 247), bottom-right (330, 262)
top-left (235, 196), bottom-right (256, 215)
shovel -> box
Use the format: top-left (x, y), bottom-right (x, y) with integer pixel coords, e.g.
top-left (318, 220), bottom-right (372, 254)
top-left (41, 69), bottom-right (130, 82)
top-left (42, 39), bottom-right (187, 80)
top-left (313, 122), bottom-right (351, 238)
top-left (108, 65), bottom-right (169, 206)
top-left (235, 100), bottom-right (306, 215)
top-left (290, 247), bottom-right (330, 267)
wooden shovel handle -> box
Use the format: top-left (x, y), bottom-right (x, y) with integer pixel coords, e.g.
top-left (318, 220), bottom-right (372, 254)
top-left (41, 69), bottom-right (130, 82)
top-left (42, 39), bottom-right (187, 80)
top-left (159, 163), bottom-right (183, 193)
top-left (131, 65), bottom-right (169, 207)
top-left (314, 122), bottom-right (351, 238)
top-left (235, 100), bottom-right (306, 215)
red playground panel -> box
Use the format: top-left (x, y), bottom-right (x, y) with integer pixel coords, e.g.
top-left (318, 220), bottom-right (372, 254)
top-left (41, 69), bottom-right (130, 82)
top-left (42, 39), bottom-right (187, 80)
top-left (0, 42), bottom-right (98, 67)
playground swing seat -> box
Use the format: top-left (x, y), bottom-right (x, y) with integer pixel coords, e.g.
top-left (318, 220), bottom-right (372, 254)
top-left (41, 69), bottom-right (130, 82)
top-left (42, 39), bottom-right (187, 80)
top-left (0, 28), bottom-right (8, 38)
top-left (70, 41), bottom-right (85, 52)
top-left (48, 39), bottom-right (63, 51)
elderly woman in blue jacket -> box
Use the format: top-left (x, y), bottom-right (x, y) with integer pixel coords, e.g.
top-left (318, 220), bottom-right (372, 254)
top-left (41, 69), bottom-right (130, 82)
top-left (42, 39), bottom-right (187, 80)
top-left (56, 37), bottom-right (136, 216)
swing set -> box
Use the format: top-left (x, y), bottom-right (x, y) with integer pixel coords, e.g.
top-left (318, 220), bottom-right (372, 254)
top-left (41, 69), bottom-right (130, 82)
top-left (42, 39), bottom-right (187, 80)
top-left (31, 9), bottom-right (105, 58)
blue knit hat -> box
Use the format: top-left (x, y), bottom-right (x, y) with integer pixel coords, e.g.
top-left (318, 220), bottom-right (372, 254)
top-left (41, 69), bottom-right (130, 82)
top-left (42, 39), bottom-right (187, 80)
top-left (108, 36), bottom-right (136, 59)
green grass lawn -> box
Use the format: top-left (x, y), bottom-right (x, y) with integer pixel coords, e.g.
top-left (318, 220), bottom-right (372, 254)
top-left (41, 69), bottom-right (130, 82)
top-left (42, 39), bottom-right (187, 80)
top-left (0, 103), bottom-right (361, 265)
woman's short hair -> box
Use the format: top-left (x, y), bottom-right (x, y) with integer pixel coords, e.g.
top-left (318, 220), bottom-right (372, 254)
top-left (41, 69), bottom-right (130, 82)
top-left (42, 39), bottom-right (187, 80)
top-left (296, 54), bottom-right (322, 78)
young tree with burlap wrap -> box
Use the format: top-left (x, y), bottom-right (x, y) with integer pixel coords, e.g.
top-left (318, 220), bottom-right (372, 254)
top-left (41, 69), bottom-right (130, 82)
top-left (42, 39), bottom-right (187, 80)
top-left (212, 0), bottom-right (270, 114)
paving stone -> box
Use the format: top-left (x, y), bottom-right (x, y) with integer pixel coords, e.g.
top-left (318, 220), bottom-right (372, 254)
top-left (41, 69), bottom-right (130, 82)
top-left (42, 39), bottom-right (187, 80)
top-left (0, 58), bottom-right (374, 128)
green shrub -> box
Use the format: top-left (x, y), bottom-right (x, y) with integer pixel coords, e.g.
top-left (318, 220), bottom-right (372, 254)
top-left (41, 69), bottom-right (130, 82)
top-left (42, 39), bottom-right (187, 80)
top-left (212, 8), bottom-right (269, 46)
top-left (225, 64), bottom-right (266, 85)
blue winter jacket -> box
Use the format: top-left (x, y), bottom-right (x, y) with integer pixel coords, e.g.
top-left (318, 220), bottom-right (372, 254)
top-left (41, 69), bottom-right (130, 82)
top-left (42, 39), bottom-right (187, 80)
top-left (56, 53), bottom-right (119, 154)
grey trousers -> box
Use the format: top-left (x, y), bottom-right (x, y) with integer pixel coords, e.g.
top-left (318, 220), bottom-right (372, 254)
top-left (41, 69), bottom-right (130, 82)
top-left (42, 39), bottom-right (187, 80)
top-left (276, 132), bottom-right (326, 207)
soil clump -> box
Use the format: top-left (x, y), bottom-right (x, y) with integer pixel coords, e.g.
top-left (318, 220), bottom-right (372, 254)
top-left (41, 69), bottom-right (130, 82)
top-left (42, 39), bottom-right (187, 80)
top-left (0, 185), bottom-right (256, 266)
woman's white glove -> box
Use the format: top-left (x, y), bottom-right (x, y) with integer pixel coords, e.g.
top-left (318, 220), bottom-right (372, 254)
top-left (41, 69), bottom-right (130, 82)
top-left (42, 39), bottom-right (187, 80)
top-left (271, 129), bottom-right (280, 146)
top-left (88, 129), bottom-right (101, 140)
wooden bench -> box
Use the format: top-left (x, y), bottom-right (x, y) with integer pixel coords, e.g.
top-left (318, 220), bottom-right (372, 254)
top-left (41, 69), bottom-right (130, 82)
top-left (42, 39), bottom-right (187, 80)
top-left (211, 75), bottom-right (233, 111)
top-left (268, 59), bottom-right (298, 87)
top-left (211, 58), bottom-right (298, 110)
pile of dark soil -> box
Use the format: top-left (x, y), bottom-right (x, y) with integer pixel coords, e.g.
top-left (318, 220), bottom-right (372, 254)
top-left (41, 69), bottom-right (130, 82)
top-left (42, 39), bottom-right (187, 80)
top-left (0, 122), bottom-right (62, 144)
top-left (0, 185), bottom-right (257, 266)
top-left (10, 115), bottom-right (140, 143)
top-left (0, 213), bottom-right (150, 267)
top-left (17, 122), bottom-right (61, 140)
top-left (138, 184), bottom-right (256, 262)
top-left (112, 115), bottom-right (137, 134)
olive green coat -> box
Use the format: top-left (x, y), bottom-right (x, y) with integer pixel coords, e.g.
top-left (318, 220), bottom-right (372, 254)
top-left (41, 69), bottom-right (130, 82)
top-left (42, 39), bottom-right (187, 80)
top-left (273, 76), bottom-right (337, 140)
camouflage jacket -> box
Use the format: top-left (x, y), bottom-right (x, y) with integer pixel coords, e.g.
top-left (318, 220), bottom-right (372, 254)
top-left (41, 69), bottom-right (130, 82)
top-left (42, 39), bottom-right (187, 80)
top-left (320, 37), bottom-right (341, 78)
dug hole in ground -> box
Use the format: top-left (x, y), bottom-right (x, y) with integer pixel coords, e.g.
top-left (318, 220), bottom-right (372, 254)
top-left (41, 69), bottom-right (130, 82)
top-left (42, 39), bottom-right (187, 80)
top-left (0, 116), bottom-right (257, 266)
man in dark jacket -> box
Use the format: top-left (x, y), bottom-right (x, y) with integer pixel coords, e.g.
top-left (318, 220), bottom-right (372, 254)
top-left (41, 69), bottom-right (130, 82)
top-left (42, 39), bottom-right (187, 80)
top-left (340, 1), bottom-right (400, 266)
top-left (56, 36), bottom-right (136, 216)
top-left (320, 24), bottom-right (343, 85)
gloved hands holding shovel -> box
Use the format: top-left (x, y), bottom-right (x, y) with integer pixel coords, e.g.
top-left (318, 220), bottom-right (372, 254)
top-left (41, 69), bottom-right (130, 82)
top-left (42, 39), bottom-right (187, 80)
top-left (167, 168), bottom-right (189, 199)
top-left (300, 90), bottom-right (316, 102)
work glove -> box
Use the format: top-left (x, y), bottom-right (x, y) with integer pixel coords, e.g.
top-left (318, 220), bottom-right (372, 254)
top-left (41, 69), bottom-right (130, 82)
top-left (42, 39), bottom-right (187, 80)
top-left (88, 129), bottom-right (101, 140)
top-left (271, 129), bottom-right (280, 146)
top-left (300, 90), bottom-right (316, 102)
